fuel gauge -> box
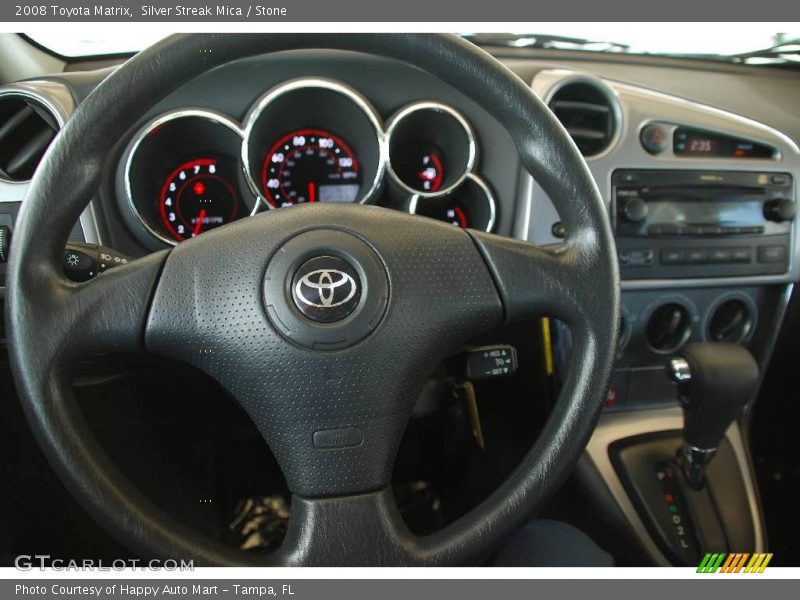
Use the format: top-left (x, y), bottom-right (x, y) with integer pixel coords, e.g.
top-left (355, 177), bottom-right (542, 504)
top-left (387, 102), bottom-right (475, 197)
top-left (392, 142), bottom-right (445, 194)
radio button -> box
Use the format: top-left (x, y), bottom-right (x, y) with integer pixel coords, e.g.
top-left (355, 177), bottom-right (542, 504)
top-left (619, 249), bottom-right (654, 267)
top-left (731, 248), bottom-right (753, 263)
top-left (659, 224), bottom-right (687, 236)
top-left (698, 225), bottom-right (724, 236)
top-left (685, 249), bottom-right (710, 264)
top-left (661, 249), bottom-right (686, 265)
top-left (757, 245), bottom-right (787, 264)
top-left (709, 248), bottom-right (733, 263)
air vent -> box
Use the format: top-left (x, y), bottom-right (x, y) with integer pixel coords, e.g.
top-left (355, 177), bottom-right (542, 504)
top-left (0, 94), bottom-right (60, 182)
top-left (548, 80), bottom-right (617, 157)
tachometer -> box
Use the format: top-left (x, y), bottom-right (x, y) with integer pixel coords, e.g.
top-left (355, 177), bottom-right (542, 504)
top-left (159, 157), bottom-right (239, 241)
top-left (261, 129), bottom-right (361, 207)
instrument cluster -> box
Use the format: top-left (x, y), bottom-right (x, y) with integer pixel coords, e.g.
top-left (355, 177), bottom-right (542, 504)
top-left (119, 77), bottom-right (496, 246)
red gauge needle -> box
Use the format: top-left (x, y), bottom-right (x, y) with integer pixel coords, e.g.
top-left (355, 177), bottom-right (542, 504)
top-left (193, 209), bottom-right (207, 236)
top-left (454, 207), bottom-right (468, 229)
top-left (308, 182), bottom-right (317, 202)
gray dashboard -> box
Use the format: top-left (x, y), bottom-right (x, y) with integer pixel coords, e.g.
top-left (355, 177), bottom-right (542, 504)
top-left (503, 53), bottom-right (800, 145)
top-left (2, 49), bottom-right (798, 375)
top-left (524, 68), bottom-right (800, 287)
top-left (3, 50), bottom-right (799, 267)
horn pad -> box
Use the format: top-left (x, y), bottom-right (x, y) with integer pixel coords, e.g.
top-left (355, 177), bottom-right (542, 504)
top-left (263, 228), bottom-right (389, 350)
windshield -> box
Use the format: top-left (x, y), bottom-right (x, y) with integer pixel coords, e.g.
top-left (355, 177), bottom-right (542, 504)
top-left (25, 25), bottom-right (800, 64)
top-left (27, 32), bottom-right (168, 57)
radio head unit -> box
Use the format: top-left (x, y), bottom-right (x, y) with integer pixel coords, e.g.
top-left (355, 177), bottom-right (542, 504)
top-left (612, 170), bottom-right (794, 279)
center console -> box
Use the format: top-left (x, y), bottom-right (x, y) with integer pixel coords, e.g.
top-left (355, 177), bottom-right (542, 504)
top-left (597, 170), bottom-right (795, 564)
top-left (523, 69), bottom-right (800, 566)
top-left (608, 343), bottom-right (760, 565)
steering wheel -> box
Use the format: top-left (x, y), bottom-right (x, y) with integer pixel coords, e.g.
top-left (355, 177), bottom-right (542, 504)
top-left (5, 34), bottom-right (619, 566)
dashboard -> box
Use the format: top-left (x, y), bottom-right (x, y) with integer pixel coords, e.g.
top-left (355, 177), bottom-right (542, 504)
top-left (2, 48), bottom-right (799, 388)
top-left (0, 48), bottom-right (798, 357)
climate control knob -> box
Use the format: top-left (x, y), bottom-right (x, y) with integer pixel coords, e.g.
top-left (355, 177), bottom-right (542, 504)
top-left (646, 303), bottom-right (692, 354)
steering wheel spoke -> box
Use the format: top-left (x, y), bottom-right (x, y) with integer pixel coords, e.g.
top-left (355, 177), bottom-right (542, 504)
top-left (10, 251), bottom-right (168, 370)
top-left (65, 252), bottom-right (168, 355)
top-left (274, 489), bottom-right (414, 566)
top-left (468, 231), bottom-right (598, 327)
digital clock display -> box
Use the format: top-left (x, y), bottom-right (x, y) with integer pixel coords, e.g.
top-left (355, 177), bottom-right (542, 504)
top-left (685, 137), bottom-right (718, 154)
top-left (674, 127), bottom-right (775, 159)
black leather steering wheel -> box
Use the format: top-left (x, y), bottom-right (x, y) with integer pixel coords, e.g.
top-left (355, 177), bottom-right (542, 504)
top-left (5, 34), bottom-right (619, 566)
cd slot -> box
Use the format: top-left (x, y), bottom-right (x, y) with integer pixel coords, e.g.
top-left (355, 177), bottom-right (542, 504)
top-left (636, 185), bottom-right (766, 200)
top-left (646, 224), bottom-right (764, 237)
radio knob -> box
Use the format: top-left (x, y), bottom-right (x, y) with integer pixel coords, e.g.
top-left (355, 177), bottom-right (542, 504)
top-left (622, 198), bottom-right (649, 223)
top-left (763, 198), bottom-right (796, 223)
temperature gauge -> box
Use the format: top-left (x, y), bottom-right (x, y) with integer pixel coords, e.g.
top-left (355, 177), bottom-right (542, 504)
top-left (409, 174), bottom-right (496, 232)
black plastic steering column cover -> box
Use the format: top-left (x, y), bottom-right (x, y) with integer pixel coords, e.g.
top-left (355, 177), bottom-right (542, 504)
top-left (5, 34), bottom-right (619, 566)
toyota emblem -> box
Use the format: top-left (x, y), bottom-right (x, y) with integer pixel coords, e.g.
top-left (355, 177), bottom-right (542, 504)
top-left (291, 256), bottom-right (361, 322)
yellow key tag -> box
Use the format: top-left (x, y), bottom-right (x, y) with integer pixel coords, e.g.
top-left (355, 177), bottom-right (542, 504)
top-left (457, 381), bottom-right (485, 451)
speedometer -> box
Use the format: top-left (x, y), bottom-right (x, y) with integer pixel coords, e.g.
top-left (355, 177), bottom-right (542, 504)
top-left (261, 129), bottom-right (361, 208)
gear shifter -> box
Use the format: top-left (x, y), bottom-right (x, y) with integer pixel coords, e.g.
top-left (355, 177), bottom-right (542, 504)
top-left (669, 343), bottom-right (759, 489)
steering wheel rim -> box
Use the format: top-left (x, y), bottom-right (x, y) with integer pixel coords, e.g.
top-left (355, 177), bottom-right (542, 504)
top-left (5, 33), bottom-right (619, 566)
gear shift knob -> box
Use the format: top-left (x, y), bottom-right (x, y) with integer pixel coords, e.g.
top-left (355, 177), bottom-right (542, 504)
top-left (669, 343), bottom-right (759, 488)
